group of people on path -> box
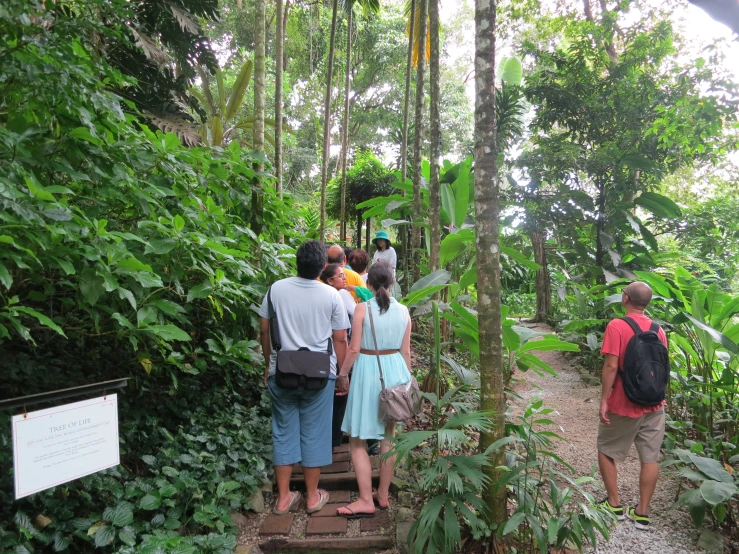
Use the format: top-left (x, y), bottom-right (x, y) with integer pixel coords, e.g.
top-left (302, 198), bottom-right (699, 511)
top-left (258, 234), bottom-right (407, 519)
top-left (259, 231), bottom-right (669, 531)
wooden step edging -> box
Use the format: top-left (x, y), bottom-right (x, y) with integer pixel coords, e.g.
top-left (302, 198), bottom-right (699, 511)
top-left (289, 470), bottom-right (380, 491)
top-left (259, 535), bottom-right (394, 553)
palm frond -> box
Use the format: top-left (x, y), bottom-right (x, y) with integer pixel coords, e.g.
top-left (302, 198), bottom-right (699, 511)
top-left (169, 4), bottom-right (201, 34)
top-left (131, 30), bottom-right (170, 68)
top-left (144, 112), bottom-right (201, 146)
top-left (225, 60), bottom-right (253, 121)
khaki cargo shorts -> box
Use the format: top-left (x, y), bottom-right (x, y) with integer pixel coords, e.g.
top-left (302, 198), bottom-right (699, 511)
top-left (597, 408), bottom-right (665, 464)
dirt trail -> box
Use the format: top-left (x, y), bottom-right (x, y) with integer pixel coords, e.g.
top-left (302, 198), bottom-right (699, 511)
top-left (515, 323), bottom-right (709, 554)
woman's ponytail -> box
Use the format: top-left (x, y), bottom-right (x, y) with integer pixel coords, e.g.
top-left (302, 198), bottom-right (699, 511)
top-left (367, 262), bottom-right (394, 314)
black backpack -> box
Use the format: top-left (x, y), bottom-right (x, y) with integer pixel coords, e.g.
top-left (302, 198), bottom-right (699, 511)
top-left (619, 317), bottom-right (670, 407)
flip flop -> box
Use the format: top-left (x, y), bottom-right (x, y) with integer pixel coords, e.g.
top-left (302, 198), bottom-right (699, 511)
top-left (337, 506), bottom-right (376, 520)
top-left (306, 489), bottom-right (330, 514)
top-left (372, 490), bottom-right (389, 510)
top-left (272, 491), bottom-right (301, 515)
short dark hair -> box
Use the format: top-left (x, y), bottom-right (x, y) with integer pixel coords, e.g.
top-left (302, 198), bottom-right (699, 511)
top-left (319, 263), bottom-right (342, 284)
top-left (296, 240), bottom-right (327, 279)
top-left (348, 249), bottom-right (369, 273)
top-left (343, 247), bottom-right (354, 260)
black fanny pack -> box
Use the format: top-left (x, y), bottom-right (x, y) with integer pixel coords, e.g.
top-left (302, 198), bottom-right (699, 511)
top-left (268, 289), bottom-right (332, 390)
top-left (276, 349), bottom-right (331, 390)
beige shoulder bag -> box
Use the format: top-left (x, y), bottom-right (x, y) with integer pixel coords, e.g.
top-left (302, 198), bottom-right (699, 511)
top-left (367, 301), bottom-right (422, 422)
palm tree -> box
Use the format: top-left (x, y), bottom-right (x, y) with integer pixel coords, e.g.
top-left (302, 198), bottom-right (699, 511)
top-left (319, 0), bottom-right (340, 242)
top-left (399, 0), bottom-right (416, 292)
top-left (275, 0), bottom-right (284, 195)
top-left (251, 0), bottom-right (266, 235)
top-left (411, 0), bottom-right (428, 282)
top-left (473, 0), bottom-right (507, 527)
top-left (428, 0), bottom-right (440, 272)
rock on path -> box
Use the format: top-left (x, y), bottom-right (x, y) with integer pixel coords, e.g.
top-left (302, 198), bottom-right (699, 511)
top-left (515, 323), bottom-right (711, 554)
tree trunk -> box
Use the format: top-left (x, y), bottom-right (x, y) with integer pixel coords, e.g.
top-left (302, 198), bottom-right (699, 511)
top-left (365, 217), bottom-right (371, 252)
top-left (474, 0), bottom-right (507, 528)
top-left (400, 0), bottom-right (416, 295)
top-left (531, 231), bottom-right (551, 322)
top-left (411, 0), bottom-right (428, 283)
top-left (319, 0), bottom-right (339, 242)
top-left (595, 179), bottom-right (606, 273)
top-left (339, 6), bottom-right (354, 244)
top-left (275, 0), bottom-right (284, 196)
top-left (356, 213), bottom-right (362, 249)
top-left (283, 1), bottom-right (290, 71)
top-left (428, 0), bottom-right (441, 272)
top-left (251, 0), bottom-right (266, 236)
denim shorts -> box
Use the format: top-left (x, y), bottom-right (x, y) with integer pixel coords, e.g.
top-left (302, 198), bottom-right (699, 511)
top-left (268, 377), bottom-right (335, 467)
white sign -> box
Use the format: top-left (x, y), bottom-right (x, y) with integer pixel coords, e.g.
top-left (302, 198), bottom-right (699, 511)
top-left (12, 395), bottom-right (120, 499)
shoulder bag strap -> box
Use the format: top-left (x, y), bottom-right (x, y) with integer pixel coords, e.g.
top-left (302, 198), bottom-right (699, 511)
top-left (267, 288), bottom-right (281, 351)
top-left (620, 316), bottom-right (642, 337)
top-left (367, 301), bottom-right (386, 392)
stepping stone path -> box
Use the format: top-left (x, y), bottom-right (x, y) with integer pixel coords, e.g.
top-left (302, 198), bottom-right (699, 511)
top-left (258, 443), bottom-right (396, 553)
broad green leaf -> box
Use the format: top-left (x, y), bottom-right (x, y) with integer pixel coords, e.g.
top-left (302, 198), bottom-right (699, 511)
top-left (80, 269), bottom-right (105, 306)
top-left (700, 480), bottom-right (737, 506)
top-left (110, 502), bottom-right (134, 527)
top-left (459, 267), bottom-right (477, 290)
top-left (409, 270), bottom-right (451, 293)
top-left (145, 325), bottom-right (191, 342)
top-left (441, 183), bottom-right (456, 226)
top-left (683, 314), bottom-right (739, 354)
top-left (13, 307), bottom-right (67, 338)
top-left (690, 454), bottom-right (734, 483)
top-left (499, 57), bottom-right (523, 86)
top-left (0, 261), bottom-right (11, 290)
top-left (187, 282), bottom-right (214, 302)
top-left (402, 285), bottom-right (447, 307)
top-left (635, 192), bottom-right (681, 219)
top-left (139, 493), bottom-right (161, 510)
top-left (93, 524), bottom-right (115, 547)
top-left (502, 511), bottom-right (526, 535)
top-left (52, 257), bottom-right (76, 275)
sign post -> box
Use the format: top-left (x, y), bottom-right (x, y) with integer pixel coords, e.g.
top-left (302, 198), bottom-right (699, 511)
top-left (10, 394), bottom-right (121, 499)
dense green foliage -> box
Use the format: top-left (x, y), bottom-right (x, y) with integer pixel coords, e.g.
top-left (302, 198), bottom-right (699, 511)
top-left (2, 0), bottom-right (739, 551)
top-left (0, 2), bottom-right (294, 551)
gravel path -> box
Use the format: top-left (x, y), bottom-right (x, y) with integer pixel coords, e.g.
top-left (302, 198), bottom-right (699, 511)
top-left (514, 323), bottom-right (711, 554)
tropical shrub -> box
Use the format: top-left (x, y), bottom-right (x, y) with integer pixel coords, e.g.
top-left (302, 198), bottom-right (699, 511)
top-left (0, 1), bottom-right (293, 551)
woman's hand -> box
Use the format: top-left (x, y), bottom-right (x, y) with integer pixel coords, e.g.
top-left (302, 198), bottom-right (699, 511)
top-left (336, 374), bottom-right (349, 395)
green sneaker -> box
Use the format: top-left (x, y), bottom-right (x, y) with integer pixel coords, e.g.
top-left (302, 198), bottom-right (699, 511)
top-left (597, 498), bottom-right (625, 521)
top-left (626, 507), bottom-right (650, 530)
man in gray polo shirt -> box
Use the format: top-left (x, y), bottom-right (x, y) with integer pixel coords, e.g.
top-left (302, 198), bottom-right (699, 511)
top-left (259, 240), bottom-right (348, 515)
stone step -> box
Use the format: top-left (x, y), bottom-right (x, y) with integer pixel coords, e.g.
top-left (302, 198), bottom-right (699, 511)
top-left (259, 536), bottom-right (394, 553)
top-left (289, 471), bottom-right (380, 491)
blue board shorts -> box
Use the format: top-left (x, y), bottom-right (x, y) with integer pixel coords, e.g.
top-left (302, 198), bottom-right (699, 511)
top-left (268, 376), bottom-right (335, 467)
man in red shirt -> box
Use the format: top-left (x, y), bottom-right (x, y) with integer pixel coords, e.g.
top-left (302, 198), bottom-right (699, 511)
top-left (597, 282), bottom-right (667, 531)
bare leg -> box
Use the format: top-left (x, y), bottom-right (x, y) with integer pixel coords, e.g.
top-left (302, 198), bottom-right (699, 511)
top-left (302, 467), bottom-right (325, 510)
top-left (598, 451), bottom-right (621, 506)
top-left (337, 437), bottom-right (375, 515)
top-left (636, 463), bottom-right (659, 515)
top-left (274, 465), bottom-right (295, 511)
top-left (375, 422), bottom-right (396, 508)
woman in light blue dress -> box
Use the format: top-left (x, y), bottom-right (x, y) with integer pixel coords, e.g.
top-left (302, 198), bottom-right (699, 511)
top-left (334, 263), bottom-right (412, 519)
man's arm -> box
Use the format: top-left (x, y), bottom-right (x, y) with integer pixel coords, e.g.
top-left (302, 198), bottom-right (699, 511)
top-left (332, 329), bottom-right (348, 372)
top-left (260, 317), bottom-right (271, 387)
top-left (600, 354), bottom-right (619, 425)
